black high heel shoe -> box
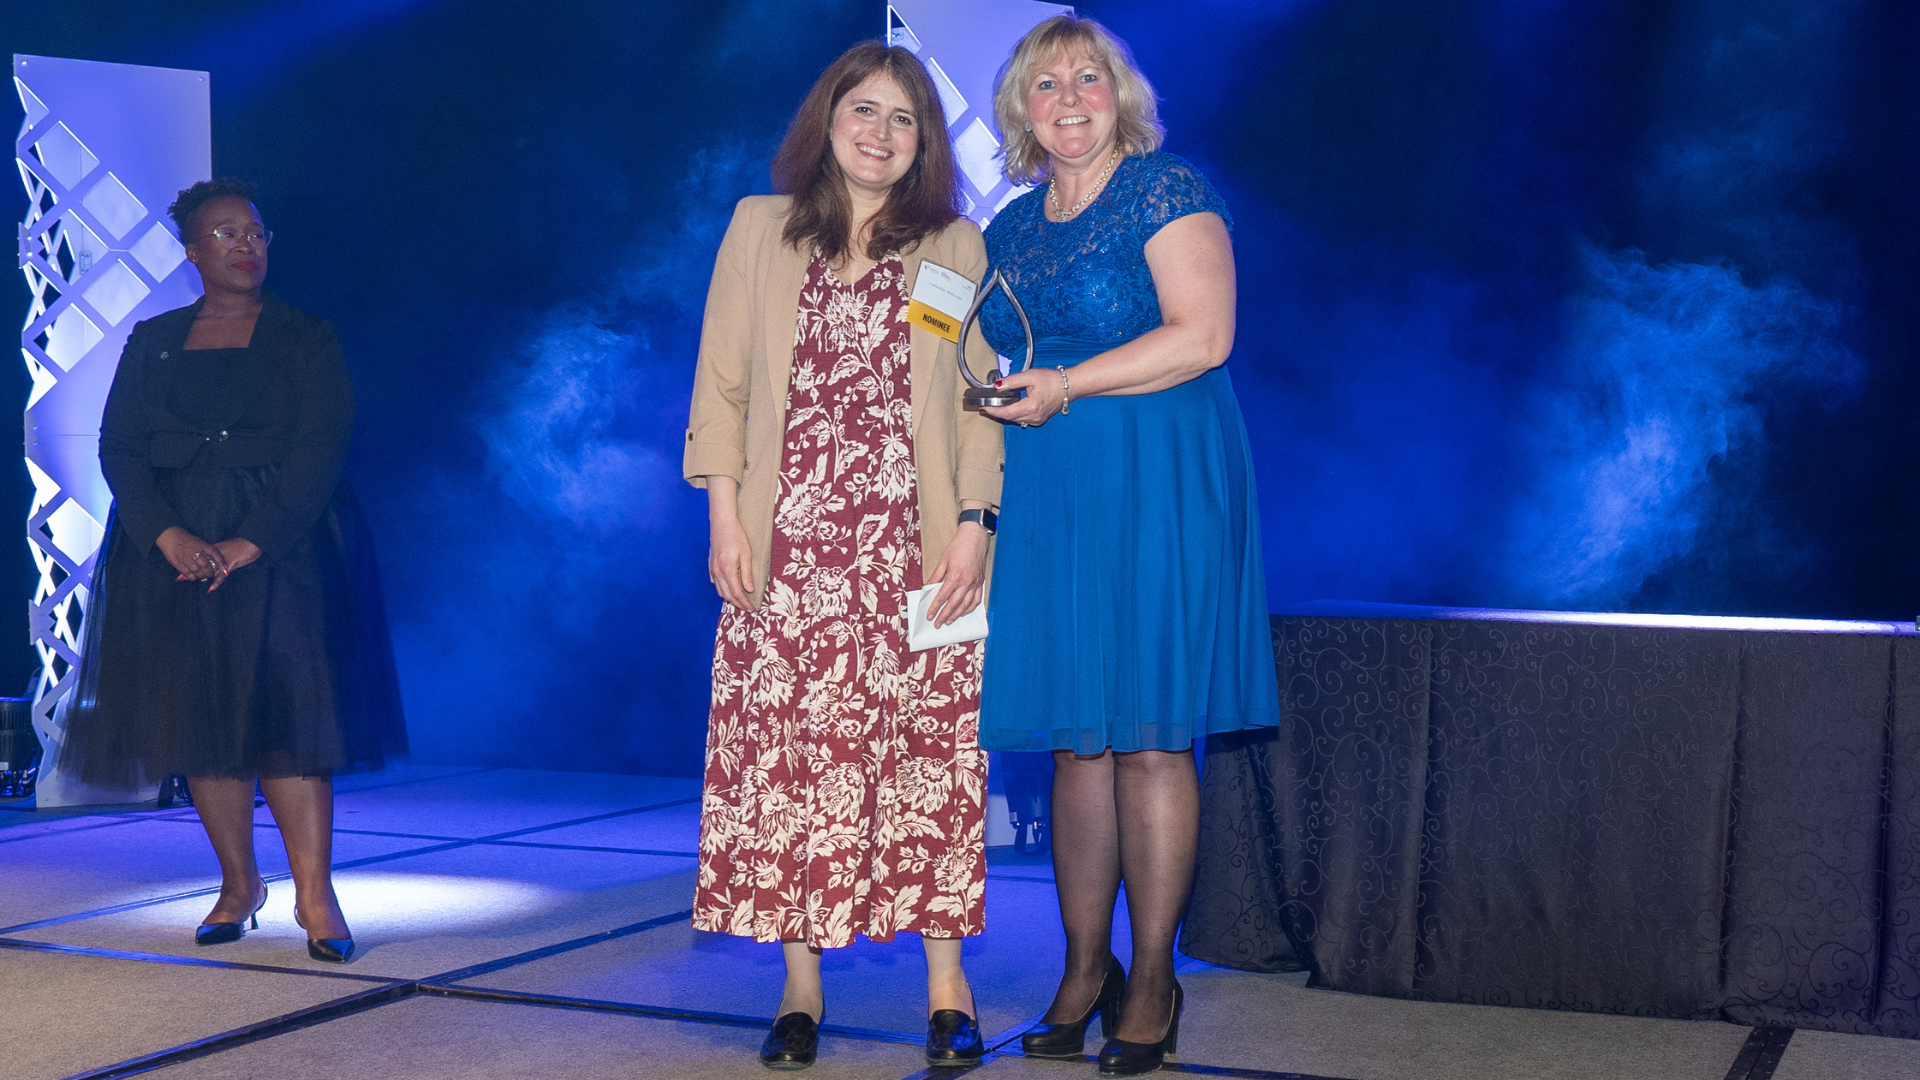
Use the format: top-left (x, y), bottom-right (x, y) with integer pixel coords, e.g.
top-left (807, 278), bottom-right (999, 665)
top-left (307, 937), bottom-right (355, 963)
top-left (925, 990), bottom-right (984, 1067)
top-left (294, 905), bottom-right (355, 963)
top-left (1096, 979), bottom-right (1181, 1077)
top-left (759, 1010), bottom-right (821, 1070)
top-left (194, 884), bottom-right (268, 946)
top-left (1022, 953), bottom-right (1126, 1059)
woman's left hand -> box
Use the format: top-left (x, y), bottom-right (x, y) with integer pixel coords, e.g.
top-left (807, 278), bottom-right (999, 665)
top-left (925, 522), bottom-right (991, 627)
top-left (203, 538), bottom-right (262, 592)
top-left (980, 366), bottom-right (1067, 429)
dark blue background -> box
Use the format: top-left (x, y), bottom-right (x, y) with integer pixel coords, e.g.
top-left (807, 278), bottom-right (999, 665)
top-left (5, 0), bottom-right (1916, 777)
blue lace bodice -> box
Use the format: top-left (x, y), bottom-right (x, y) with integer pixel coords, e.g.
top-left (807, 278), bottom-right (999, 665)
top-left (979, 152), bottom-right (1232, 356)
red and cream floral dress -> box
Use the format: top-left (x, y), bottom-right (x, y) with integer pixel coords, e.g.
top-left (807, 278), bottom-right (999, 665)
top-left (694, 252), bottom-right (987, 949)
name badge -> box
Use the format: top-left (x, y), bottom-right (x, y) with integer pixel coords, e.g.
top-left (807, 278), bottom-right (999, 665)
top-left (907, 260), bottom-right (978, 343)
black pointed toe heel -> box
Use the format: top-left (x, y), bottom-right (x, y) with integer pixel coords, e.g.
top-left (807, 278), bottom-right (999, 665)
top-left (307, 937), bottom-right (355, 963)
top-left (759, 1010), bottom-right (821, 1070)
top-left (1022, 953), bottom-right (1126, 1059)
top-left (925, 993), bottom-right (984, 1066)
top-left (195, 885), bottom-right (267, 947)
top-left (1096, 979), bottom-right (1181, 1077)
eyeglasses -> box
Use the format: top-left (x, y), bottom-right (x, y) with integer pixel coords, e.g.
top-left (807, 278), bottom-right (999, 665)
top-left (198, 228), bottom-right (273, 248)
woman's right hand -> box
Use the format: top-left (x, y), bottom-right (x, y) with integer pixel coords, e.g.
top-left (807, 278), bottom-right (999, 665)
top-left (708, 515), bottom-right (757, 611)
top-left (156, 526), bottom-right (228, 583)
top-left (703, 478), bottom-right (757, 610)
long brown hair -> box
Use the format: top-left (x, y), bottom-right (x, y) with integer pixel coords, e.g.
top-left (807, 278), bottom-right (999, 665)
top-left (772, 42), bottom-right (961, 263)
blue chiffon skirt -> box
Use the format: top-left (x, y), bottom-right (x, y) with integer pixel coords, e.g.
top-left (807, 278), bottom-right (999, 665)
top-left (979, 338), bottom-right (1280, 754)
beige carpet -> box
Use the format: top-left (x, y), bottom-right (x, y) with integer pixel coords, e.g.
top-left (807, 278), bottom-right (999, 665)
top-left (10, 767), bottom-right (1919, 1080)
top-left (1772, 1028), bottom-right (1920, 1080)
top-left (0, 948), bottom-right (375, 1080)
top-left (141, 993), bottom-right (929, 1080)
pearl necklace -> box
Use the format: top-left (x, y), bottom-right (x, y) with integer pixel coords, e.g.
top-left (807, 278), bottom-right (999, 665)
top-left (1048, 148), bottom-right (1121, 221)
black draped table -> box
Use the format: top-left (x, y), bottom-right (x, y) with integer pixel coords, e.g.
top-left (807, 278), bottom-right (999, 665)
top-left (1181, 601), bottom-right (1920, 1037)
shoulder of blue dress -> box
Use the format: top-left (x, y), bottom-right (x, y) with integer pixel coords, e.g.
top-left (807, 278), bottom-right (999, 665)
top-left (982, 194), bottom-right (1039, 256)
top-left (1130, 151), bottom-right (1206, 182)
top-left (1132, 151), bottom-right (1231, 228)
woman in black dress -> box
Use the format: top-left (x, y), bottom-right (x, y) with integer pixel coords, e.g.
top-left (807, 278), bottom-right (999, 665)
top-left (57, 180), bottom-right (405, 963)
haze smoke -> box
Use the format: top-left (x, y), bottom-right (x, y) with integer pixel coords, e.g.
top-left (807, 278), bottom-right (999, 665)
top-left (1508, 245), bottom-right (1860, 608)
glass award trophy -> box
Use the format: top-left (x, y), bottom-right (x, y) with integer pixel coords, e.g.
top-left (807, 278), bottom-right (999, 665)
top-left (957, 268), bottom-right (1034, 409)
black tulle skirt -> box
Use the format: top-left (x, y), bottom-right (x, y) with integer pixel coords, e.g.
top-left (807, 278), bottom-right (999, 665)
top-left (59, 465), bottom-right (407, 785)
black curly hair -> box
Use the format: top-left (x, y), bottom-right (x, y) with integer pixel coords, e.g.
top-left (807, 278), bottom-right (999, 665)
top-left (166, 178), bottom-right (260, 240)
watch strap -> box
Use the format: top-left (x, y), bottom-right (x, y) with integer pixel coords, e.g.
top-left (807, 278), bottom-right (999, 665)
top-left (958, 508), bottom-right (997, 534)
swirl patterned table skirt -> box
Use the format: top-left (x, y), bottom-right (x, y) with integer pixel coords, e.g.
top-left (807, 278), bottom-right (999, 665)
top-left (1180, 601), bottom-right (1920, 1038)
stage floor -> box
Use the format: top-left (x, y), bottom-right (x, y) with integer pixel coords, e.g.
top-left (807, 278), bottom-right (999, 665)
top-left (3, 764), bottom-right (1914, 1080)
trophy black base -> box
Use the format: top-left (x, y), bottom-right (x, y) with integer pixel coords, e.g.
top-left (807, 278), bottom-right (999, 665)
top-left (965, 388), bottom-right (1025, 409)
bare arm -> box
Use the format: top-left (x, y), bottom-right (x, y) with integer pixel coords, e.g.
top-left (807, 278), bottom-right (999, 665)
top-left (704, 476), bottom-right (756, 610)
top-left (926, 498), bottom-right (991, 627)
top-left (982, 211), bottom-right (1235, 426)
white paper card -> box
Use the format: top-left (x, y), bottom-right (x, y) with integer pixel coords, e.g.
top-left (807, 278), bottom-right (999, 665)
top-left (903, 583), bottom-right (989, 652)
top-left (908, 260), bottom-right (978, 342)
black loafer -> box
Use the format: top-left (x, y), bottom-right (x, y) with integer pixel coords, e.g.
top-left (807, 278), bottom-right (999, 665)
top-left (925, 1007), bottom-right (984, 1066)
top-left (760, 1011), bottom-right (820, 1070)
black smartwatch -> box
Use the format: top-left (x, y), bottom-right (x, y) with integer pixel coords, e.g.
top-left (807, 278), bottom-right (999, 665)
top-left (958, 508), bottom-right (998, 535)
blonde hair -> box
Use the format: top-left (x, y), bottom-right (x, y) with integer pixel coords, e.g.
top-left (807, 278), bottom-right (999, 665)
top-left (993, 14), bottom-right (1165, 187)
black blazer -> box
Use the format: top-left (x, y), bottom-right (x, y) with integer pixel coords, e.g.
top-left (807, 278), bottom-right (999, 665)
top-left (98, 293), bottom-right (354, 564)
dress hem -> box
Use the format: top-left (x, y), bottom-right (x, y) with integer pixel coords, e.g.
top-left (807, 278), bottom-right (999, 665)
top-left (689, 912), bottom-right (985, 949)
top-left (980, 713), bottom-right (1280, 754)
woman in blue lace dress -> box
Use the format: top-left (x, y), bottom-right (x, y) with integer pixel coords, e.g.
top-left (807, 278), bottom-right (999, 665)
top-left (975, 15), bottom-right (1280, 1076)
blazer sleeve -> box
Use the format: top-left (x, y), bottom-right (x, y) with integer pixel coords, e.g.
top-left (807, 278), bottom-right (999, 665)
top-left (684, 199), bottom-right (756, 488)
top-left (98, 320), bottom-right (182, 553)
top-left (951, 229), bottom-right (1005, 510)
top-left (234, 321), bottom-right (354, 563)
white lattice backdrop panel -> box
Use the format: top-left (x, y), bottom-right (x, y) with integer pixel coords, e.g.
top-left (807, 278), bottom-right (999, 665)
top-left (14, 55), bottom-right (207, 804)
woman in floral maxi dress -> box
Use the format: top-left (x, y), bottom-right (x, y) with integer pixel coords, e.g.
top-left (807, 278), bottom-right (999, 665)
top-left (682, 42), bottom-right (1005, 1071)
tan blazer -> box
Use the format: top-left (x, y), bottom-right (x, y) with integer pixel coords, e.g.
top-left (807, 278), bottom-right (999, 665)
top-left (684, 195), bottom-right (1005, 610)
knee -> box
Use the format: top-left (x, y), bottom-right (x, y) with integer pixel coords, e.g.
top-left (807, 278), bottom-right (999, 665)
top-left (1112, 748), bottom-right (1194, 779)
top-left (1054, 749), bottom-right (1112, 772)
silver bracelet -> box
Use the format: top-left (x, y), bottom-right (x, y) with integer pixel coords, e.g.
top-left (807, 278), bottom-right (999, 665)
top-left (1059, 366), bottom-right (1072, 415)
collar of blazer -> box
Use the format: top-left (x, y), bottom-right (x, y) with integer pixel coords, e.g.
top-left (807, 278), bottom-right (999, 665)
top-left (758, 229), bottom-right (947, 439)
top-left (142, 291), bottom-right (295, 434)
